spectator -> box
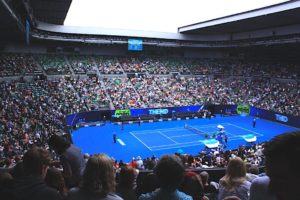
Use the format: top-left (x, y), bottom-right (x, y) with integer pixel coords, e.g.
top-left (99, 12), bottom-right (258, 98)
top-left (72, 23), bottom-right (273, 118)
top-left (48, 135), bottom-right (85, 188)
top-left (11, 147), bottom-right (62, 200)
top-left (218, 157), bottom-right (251, 200)
top-left (199, 171), bottom-right (218, 198)
top-left (137, 173), bottom-right (159, 196)
top-left (245, 164), bottom-right (259, 183)
top-left (179, 171), bottom-right (208, 200)
top-left (116, 166), bottom-right (138, 200)
top-left (69, 154), bottom-right (122, 200)
top-left (45, 167), bottom-right (69, 198)
top-left (136, 156), bottom-right (144, 170)
top-left (262, 131), bottom-right (300, 200)
top-left (138, 154), bottom-right (192, 200)
top-left (249, 175), bottom-right (276, 200)
top-left (0, 172), bottom-right (15, 200)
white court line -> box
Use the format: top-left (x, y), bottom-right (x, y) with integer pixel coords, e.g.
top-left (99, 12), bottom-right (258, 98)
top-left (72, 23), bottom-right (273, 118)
top-left (170, 134), bottom-right (199, 138)
top-left (226, 123), bottom-right (264, 136)
top-left (131, 127), bottom-right (185, 134)
top-left (151, 133), bottom-right (247, 151)
top-left (132, 129), bottom-right (186, 136)
top-left (151, 142), bottom-right (203, 151)
top-left (117, 139), bottom-right (126, 146)
top-left (131, 123), bottom-right (230, 135)
top-left (129, 132), bottom-right (152, 151)
top-left (158, 131), bottom-right (178, 144)
top-left (150, 140), bottom-right (202, 148)
top-left (130, 122), bottom-right (264, 151)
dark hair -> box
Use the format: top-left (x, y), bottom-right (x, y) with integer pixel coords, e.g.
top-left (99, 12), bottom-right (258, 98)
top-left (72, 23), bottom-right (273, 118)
top-left (22, 147), bottom-right (51, 176)
top-left (80, 154), bottom-right (116, 197)
top-left (45, 167), bottom-right (68, 197)
top-left (154, 155), bottom-right (184, 191)
top-left (180, 171), bottom-right (204, 200)
top-left (263, 131), bottom-right (300, 173)
top-left (142, 173), bottom-right (159, 193)
top-left (0, 172), bottom-right (13, 188)
top-left (48, 135), bottom-right (71, 154)
top-left (248, 165), bottom-right (259, 175)
top-left (187, 155), bottom-right (194, 166)
top-left (118, 166), bottom-right (135, 188)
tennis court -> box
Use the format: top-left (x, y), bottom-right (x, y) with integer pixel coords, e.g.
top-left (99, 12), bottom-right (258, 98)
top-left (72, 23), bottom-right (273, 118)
top-left (71, 115), bottom-right (299, 162)
top-left (130, 123), bottom-right (263, 151)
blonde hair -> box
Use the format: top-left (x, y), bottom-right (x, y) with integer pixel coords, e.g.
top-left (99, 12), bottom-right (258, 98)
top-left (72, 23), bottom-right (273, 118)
top-left (220, 157), bottom-right (247, 191)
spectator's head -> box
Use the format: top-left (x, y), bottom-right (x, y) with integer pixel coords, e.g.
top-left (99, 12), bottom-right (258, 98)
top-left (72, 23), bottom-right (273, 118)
top-left (154, 154), bottom-right (184, 191)
top-left (199, 171), bottom-right (209, 185)
top-left (0, 172), bottom-right (13, 188)
top-left (142, 173), bottom-right (159, 193)
top-left (22, 147), bottom-right (51, 178)
top-left (180, 171), bottom-right (204, 200)
top-left (45, 167), bottom-right (68, 197)
top-left (223, 196), bottom-right (241, 200)
top-left (263, 131), bottom-right (300, 200)
top-left (48, 134), bottom-right (70, 154)
top-left (81, 154), bottom-right (115, 197)
top-left (118, 165), bottom-right (135, 189)
top-left (187, 155), bottom-right (194, 166)
top-left (220, 157), bottom-right (246, 190)
top-left (248, 165), bottom-right (259, 175)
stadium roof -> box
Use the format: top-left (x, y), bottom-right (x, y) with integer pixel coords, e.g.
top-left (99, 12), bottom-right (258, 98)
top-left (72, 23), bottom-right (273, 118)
top-left (30, 0), bottom-right (71, 25)
top-left (1, 0), bottom-right (300, 44)
top-left (178, 1), bottom-right (300, 34)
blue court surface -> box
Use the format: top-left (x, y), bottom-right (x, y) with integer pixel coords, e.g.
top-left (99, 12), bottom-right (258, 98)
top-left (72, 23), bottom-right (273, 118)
top-left (71, 116), bottom-right (299, 162)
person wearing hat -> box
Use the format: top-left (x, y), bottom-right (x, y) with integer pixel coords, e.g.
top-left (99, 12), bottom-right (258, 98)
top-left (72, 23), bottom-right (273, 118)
top-left (136, 156), bottom-right (143, 170)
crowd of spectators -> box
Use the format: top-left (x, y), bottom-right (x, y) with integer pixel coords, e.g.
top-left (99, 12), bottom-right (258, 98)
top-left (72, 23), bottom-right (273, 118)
top-left (104, 78), bottom-right (145, 109)
top-left (72, 77), bottom-right (111, 110)
top-left (0, 53), bottom-right (299, 199)
top-left (67, 55), bottom-right (97, 74)
top-left (119, 57), bottom-right (148, 73)
top-left (0, 77), bottom-right (85, 170)
top-left (35, 55), bottom-right (72, 75)
top-left (1, 131), bottom-right (299, 200)
top-left (0, 54), bottom-right (42, 76)
top-left (95, 56), bottom-right (124, 74)
top-left (1, 54), bottom-right (299, 79)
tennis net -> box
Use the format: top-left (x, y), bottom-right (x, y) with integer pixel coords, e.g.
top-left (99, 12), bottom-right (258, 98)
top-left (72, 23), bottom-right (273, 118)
top-left (184, 124), bottom-right (206, 136)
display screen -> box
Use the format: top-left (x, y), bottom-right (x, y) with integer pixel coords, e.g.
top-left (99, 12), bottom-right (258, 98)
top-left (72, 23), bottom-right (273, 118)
top-left (128, 39), bottom-right (143, 51)
top-left (113, 109), bottom-right (131, 118)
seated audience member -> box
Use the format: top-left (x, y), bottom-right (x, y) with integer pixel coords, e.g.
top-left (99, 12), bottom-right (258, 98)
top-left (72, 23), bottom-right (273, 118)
top-left (249, 175), bottom-right (276, 200)
top-left (11, 147), bottom-right (62, 200)
top-left (45, 167), bottom-right (69, 198)
top-left (48, 135), bottom-right (85, 188)
top-left (69, 154), bottom-right (122, 200)
top-left (0, 172), bottom-right (15, 200)
top-left (262, 131), bottom-right (300, 200)
top-left (136, 172), bottom-right (159, 197)
top-left (218, 157), bottom-right (251, 200)
top-left (245, 164), bottom-right (259, 183)
top-left (116, 166), bottom-right (138, 200)
top-left (200, 171), bottom-right (218, 199)
top-left (138, 154), bottom-right (192, 200)
top-left (223, 196), bottom-right (241, 200)
top-left (179, 171), bottom-right (208, 200)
